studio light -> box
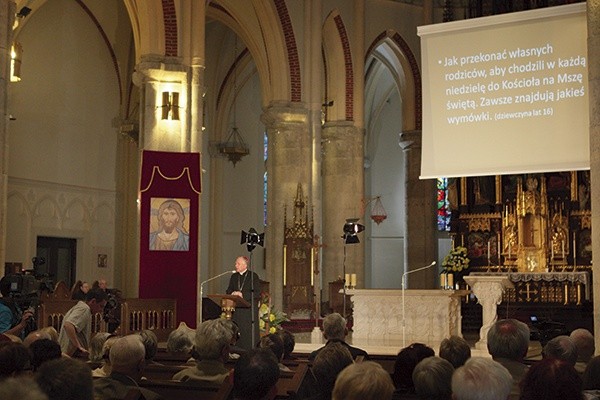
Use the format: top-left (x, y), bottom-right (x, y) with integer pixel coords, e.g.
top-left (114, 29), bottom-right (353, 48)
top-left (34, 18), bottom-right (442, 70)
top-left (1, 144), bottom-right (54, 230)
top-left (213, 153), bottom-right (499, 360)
top-left (342, 218), bottom-right (365, 244)
top-left (241, 227), bottom-right (265, 252)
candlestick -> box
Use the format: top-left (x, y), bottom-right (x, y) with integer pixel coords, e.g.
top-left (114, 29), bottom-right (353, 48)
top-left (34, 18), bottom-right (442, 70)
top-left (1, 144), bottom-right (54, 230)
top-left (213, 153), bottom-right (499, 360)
top-left (573, 232), bottom-right (577, 267)
top-left (487, 241), bottom-right (491, 265)
top-left (497, 235), bottom-right (501, 265)
top-left (562, 240), bottom-right (565, 259)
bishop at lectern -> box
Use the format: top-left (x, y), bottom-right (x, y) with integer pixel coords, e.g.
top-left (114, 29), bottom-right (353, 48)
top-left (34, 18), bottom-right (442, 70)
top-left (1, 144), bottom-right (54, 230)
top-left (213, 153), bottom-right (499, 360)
top-left (226, 256), bottom-right (261, 350)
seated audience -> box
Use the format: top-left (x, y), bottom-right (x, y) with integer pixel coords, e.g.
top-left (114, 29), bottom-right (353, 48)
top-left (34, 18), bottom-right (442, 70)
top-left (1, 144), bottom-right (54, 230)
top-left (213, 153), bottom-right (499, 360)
top-left (487, 318), bottom-right (530, 399)
top-left (258, 333), bottom-right (291, 372)
top-left (0, 376), bottom-right (48, 400)
top-left (307, 342), bottom-right (354, 400)
top-left (39, 327), bottom-right (59, 343)
top-left (93, 334), bottom-right (163, 400)
top-left (543, 335), bottom-right (578, 366)
top-left (233, 348), bottom-right (280, 400)
top-left (35, 357), bottom-right (94, 400)
top-left (139, 329), bottom-right (161, 365)
top-left (582, 355), bottom-right (600, 398)
top-left (71, 280), bottom-right (90, 301)
top-left (0, 341), bottom-right (32, 379)
top-left (452, 357), bottom-right (512, 400)
top-left (23, 329), bottom-right (53, 348)
top-left (332, 361), bottom-right (395, 400)
top-left (166, 321), bottom-right (195, 355)
top-left (570, 328), bottom-right (595, 374)
top-left (309, 313), bottom-right (369, 361)
top-left (29, 338), bottom-right (62, 371)
top-left (172, 319), bottom-right (231, 387)
top-left (278, 329), bottom-right (297, 360)
top-left (412, 356), bottom-right (454, 400)
top-left (519, 357), bottom-right (584, 400)
top-left (223, 318), bottom-right (245, 358)
top-left (392, 343), bottom-right (435, 395)
top-left (439, 335), bottom-right (471, 368)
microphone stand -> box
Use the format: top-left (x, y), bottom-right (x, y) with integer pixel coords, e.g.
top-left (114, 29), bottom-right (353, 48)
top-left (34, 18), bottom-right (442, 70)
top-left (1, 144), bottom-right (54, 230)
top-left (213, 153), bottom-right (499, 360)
top-left (199, 270), bottom-right (235, 322)
top-left (401, 261), bottom-right (437, 348)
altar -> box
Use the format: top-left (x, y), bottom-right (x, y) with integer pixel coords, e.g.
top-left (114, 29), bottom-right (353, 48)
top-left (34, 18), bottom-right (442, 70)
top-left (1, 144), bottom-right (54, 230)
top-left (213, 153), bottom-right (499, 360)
top-left (346, 289), bottom-right (467, 349)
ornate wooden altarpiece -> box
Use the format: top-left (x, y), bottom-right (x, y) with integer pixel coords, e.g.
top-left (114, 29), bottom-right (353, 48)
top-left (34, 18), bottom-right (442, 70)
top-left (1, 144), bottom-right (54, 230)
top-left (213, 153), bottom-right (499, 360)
top-left (449, 171), bottom-right (592, 323)
top-left (283, 184), bottom-right (317, 318)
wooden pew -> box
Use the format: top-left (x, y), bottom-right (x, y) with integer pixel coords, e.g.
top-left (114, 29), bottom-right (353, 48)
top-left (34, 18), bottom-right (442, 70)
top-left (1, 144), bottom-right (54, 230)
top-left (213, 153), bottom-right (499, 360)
top-left (153, 349), bottom-right (192, 366)
top-left (139, 377), bottom-right (232, 400)
top-left (143, 364), bottom-right (188, 381)
top-left (275, 363), bottom-right (308, 399)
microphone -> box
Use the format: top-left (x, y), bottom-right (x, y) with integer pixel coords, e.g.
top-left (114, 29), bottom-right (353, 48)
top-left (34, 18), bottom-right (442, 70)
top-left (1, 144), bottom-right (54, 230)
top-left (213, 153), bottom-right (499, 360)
top-left (401, 261), bottom-right (437, 348)
top-left (201, 270), bottom-right (235, 286)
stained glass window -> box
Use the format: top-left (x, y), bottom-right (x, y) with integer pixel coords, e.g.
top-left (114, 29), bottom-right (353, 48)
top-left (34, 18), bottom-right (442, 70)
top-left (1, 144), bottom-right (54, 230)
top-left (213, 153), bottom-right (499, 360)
top-left (263, 133), bottom-right (268, 226)
top-left (437, 177), bottom-right (451, 231)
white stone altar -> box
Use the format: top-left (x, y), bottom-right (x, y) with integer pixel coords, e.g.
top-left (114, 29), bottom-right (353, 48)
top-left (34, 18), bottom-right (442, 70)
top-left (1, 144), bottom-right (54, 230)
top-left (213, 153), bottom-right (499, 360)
top-left (346, 289), bottom-right (468, 349)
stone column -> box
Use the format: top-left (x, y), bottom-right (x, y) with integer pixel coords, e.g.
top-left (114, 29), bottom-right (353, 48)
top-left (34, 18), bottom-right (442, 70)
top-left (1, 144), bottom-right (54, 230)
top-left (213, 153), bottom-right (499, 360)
top-left (321, 122), bottom-right (364, 302)
top-left (261, 103), bottom-right (311, 309)
top-left (588, 0), bottom-right (600, 354)
top-left (0, 0), bottom-right (15, 272)
top-left (399, 130), bottom-right (437, 288)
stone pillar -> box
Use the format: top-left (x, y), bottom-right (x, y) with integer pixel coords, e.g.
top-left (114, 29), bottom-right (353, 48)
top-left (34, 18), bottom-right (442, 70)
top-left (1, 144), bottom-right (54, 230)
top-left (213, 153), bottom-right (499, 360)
top-left (399, 130), bottom-right (437, 288)
top-left (321, 122), bottom-right (364, 302)
top-left (0, 0), bottom-right (15, 273)
top-left (261, 103), bottom-right (311, 309)
top-left (588, 0), bottom-right (600, 353)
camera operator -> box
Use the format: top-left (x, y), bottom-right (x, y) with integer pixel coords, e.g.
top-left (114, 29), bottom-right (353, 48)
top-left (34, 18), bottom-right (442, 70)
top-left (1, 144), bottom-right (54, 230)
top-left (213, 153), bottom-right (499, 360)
top-left (0, 277), bottom-right (34, 339)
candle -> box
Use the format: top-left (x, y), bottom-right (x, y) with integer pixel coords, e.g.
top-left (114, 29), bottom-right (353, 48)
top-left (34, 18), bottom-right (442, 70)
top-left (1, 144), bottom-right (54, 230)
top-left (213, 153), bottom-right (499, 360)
top-left (508, 242), bottom-right (512, 259)
top-left (573, 232), bottom-right (577, 267)
top-left (283, 245), bottom-right (287, 286)
top-left (345, 273), bottom-right (350, 287)
top-left (551, 245), bottom-right (554, 261)
top-left (311, 248), bottom-right (314, 286)
top-left (497, 235), bottom-right (501, 264)
top-left (487, 241), bottom-right (491, 263)
top-left (440, 274), bottom-right (447, 289)
top-left (350, 273), bottom-right (357, 287)
top-left (447, 274), bottom-right (454, 289)
top-left (562, 240), bottom-right (565, 259)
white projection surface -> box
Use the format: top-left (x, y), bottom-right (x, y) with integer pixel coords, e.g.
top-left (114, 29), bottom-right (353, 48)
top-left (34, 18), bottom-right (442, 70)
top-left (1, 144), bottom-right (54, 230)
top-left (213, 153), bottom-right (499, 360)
top-left (418, 3), bottom-right (588, 179)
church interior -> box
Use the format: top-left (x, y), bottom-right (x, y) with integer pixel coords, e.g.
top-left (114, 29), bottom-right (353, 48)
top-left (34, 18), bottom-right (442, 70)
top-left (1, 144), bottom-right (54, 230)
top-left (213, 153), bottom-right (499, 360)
top-left (1, 0), bottom-right (600, 380)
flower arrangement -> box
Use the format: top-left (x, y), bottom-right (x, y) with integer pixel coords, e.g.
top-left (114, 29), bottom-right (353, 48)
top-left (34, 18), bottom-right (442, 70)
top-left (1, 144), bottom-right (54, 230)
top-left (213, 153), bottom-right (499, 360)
top-left (442, 246), bottom-right (470, 273)
top-left (258, 291), bottom-right (288, 336)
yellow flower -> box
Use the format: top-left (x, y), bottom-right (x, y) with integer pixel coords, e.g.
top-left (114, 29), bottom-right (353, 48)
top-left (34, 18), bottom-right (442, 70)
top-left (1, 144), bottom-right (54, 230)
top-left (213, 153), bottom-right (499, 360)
top-left (269, 313), bottom-right (276, 322)
top-left (259, 304), bottom-right (269, 314)
top-left (259, 319), bottom-right (265, 329)
top-left (269, 326), bottom-right (277, 334)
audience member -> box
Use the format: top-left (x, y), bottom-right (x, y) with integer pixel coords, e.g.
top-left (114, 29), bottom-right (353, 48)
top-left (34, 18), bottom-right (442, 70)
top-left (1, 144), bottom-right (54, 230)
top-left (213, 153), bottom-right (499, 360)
top-left (543, 335), bottom-right (578, 366)
top-left (172, 319), bottom-right (231, 387)
top-left (439, 335), bottom-right (471, 368)
top-left (93, 334), bottom-right (163, 400)
top-left (29, 338), bottom-right (61, 371)
top-left (139, 329), bottom-right (161, 365)
top-left (307, 342), bottom-right (354, 400)
top-left (0, 275), bottom-right (34, 338)
top-left (0, 376), bottom-right (48, 400)
top-left (92, 334), bottom-right (120, 377)
top-left (309, 313), bottom-right (369, 361)
top-left (35, 357), bottom-right (94, 400)
top-left (412, 356), bottom-right (454, 400)
top-left (233, 348), bottom-right (280, 400)
top-left (332, 361), bottom-right (395, 400)
top-left (258, 333), bottom-right (291, 372)
top-left (452, 357), bottom-right (512, 400)
top-left (487, 318), bottom-right (530, 400)
top-left (392, 343), bottom-right (435, 395)
top-left (58, 287), bottom-right (108, 357)
top-left (571, 328), bottom-right (595, 374)
top-left (519, 357), bottom-right (584, 400)
top-left (278, 329), bottom-right (297, 360)
top-left (23, 329), bottom-right (53, 348)
top-left (89, 332), bottom-right (112, 363)
top-left (0, 341), bottom-right (32, 379)
top-left (582, 355), bottom-right (600, 397)
top-left (39, 327), bottom-right (59, 343)
top-left (223, 318), bottom-right (245, 358)
top-left (71, 280), bottom-right (90, 301)
top-left (166, 321), bottom-right (195, 354)
top-left (92, 279), bottom-right (108, 292)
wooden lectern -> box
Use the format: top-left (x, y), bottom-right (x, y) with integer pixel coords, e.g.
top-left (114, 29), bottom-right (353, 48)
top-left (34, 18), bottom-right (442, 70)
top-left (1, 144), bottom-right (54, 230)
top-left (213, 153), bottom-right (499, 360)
top-left (208, 294), bottom-right (250, 320)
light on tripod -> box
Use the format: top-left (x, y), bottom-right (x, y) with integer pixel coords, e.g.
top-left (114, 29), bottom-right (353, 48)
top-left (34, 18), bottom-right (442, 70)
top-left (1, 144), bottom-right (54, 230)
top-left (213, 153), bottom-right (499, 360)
top-left (240, 227), bottom-right (265, 252)
top-left (342, 218), bottom-right (365, 244)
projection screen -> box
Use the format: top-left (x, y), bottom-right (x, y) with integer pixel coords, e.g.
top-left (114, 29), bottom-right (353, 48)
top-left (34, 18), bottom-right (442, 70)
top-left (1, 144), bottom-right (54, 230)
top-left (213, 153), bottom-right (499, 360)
top-left (418, 3), bottom-right (588, 179)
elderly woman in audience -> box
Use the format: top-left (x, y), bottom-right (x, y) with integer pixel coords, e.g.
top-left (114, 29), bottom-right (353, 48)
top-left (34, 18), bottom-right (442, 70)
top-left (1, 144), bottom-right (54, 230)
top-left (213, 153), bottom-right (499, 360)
top-left (571, 329), bottom-right (595, 375)
top-left (91, 334), bottom-right (120, 377)
top-left (412, 356), bottom-right (454, 400)
top-left (332, 361), bottom-right (395, 400)
top-left (392, 343), bottom-right (435, 396)
top-left (166, 321), bottom-right (195, 355)
top-left (439, 335), bottom-right (471, 368)
top-left (519, 357), bottom-right (584, 400)
top-left (139, 329), bottom-right (161, 365)
top-left (89, 332), bottom-right (112, 363)
top-left (582, 356), bottom-right (600, 399)
top-left (172, 319), bottom-right (232, 387)
top-left (258, 333), bottom-right (291, 372)
top-left (452, 357), bottom-right (512, 400)
top-left (543, 335), bottom-right (578, 367)
top-left (0, 341), bottom-right (32, 379)
top-left (306, 342), bottom-right (354, 400)
top-left (278, 329), bottom-right (297, 360)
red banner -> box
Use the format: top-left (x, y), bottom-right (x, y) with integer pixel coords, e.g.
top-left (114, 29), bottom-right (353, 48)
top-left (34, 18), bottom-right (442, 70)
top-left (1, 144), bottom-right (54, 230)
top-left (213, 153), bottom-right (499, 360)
top-left (139, 150), bottom-right (201, 327)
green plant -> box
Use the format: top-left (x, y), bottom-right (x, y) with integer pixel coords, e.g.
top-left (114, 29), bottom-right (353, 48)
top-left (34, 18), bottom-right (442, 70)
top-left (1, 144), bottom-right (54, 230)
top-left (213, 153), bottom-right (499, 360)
top-left (258, 291), bottom-right (288, 335)
top-left (442, 246), bottom-right (470, 273)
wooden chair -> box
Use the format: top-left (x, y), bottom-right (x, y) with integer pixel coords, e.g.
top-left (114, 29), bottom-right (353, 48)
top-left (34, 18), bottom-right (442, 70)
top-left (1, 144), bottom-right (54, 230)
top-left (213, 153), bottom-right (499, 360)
top-left (121, 298), bottom-right (177, 342)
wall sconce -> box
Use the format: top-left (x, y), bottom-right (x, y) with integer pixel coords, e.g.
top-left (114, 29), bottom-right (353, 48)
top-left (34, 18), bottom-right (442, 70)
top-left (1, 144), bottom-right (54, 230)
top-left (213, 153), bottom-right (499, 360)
top-left (161, 91), bottom-right (180, 120)
top-left (11, 42), bottom-right (22, 82)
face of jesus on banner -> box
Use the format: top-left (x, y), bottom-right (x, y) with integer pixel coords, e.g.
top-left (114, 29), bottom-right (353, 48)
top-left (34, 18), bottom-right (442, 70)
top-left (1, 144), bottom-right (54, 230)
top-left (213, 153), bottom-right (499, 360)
top-left (149, 198), bottom-right (190, 251)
